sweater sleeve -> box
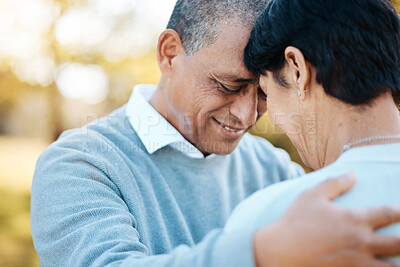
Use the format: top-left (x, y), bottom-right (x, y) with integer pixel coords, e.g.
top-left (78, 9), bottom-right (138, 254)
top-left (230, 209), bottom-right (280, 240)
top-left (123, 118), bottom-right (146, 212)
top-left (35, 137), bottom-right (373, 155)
top-left (31, 137), bottom-right (256, 267)
top-left (243, 134), bottom-right (305, 183)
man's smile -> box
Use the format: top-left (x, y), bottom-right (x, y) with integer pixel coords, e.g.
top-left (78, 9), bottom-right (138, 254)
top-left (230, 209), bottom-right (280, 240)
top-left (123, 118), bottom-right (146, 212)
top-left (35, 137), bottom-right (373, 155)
top-left (212, 117), bottom-right (245, 138)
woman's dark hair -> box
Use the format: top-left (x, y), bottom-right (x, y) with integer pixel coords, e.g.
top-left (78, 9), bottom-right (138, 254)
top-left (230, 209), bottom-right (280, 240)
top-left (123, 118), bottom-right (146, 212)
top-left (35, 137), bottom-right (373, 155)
top-left (245, 0), bottom-right (400, 106)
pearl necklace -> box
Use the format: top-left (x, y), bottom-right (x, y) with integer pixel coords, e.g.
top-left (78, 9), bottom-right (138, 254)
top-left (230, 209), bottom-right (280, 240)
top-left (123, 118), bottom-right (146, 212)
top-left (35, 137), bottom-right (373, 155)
top-left (342, 135), bottom-right (400, 153)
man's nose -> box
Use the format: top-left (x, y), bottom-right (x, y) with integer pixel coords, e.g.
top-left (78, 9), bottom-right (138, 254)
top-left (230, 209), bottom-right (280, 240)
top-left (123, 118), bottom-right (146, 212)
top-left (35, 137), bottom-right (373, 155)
top-left (229, 87), bottom-right (258, 127)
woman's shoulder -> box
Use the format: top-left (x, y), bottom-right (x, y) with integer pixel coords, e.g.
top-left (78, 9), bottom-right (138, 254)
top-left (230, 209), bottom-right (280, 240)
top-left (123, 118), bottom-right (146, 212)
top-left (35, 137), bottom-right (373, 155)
top-left (224, 164), bottom-right (346, 232)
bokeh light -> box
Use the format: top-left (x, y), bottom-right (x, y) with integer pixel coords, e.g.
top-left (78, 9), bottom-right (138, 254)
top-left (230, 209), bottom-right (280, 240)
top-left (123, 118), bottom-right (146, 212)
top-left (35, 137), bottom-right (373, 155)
top-left (55, 63), bottom-right (109, 104)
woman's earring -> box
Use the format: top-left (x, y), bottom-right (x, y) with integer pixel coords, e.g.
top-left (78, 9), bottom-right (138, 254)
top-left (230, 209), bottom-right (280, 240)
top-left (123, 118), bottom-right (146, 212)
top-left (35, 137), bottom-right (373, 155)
top-left (298, 89), bottom-right (309, 96)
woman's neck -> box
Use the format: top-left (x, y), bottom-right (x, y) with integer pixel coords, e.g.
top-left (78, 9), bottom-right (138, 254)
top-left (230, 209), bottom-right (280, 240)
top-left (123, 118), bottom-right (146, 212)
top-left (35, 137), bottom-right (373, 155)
top-left (316, 93), bottom-right (400, 169)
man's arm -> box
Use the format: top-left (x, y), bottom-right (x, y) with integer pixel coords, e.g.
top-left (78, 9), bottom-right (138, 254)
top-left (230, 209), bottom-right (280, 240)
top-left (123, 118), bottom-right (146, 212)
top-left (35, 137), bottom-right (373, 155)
top-left (31, 139), bottom-right (400, 267)
top-left (254, 173), bottom-right (400, 267)
top-left (30, 139), bottom-right (257, 267)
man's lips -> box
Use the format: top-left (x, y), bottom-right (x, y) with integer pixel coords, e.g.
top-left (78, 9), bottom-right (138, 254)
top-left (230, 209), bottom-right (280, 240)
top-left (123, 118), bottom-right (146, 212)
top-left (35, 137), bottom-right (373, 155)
top-left (213, 118), bottom-right (245, 133)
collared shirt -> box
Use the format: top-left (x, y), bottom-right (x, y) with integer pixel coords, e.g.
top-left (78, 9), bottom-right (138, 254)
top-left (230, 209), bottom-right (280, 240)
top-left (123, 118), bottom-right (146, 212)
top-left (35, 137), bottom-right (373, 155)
top-left (125, 84), bottom-right (214, 159)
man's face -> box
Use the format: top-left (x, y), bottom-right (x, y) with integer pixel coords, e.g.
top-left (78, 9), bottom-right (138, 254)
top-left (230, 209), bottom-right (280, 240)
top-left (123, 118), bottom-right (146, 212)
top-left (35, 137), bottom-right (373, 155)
top-left (165, 24), bottom-right (267, 155)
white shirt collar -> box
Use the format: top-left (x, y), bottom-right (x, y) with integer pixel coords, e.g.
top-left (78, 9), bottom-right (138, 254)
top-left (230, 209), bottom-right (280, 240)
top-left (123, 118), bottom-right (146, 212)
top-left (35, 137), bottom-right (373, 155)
top-left (125, 84), bottom-right (214, 159)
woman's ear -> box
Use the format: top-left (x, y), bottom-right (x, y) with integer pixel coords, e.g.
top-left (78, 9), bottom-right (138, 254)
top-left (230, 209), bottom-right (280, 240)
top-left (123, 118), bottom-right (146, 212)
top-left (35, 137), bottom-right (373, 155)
top-left (156, 29), bottom-right (186, 74)
top-left (284, 46), bottom-right (311, 101)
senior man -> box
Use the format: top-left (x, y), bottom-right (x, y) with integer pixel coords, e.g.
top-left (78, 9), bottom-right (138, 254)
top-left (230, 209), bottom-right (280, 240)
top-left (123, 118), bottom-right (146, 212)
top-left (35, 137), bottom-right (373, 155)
top-left (31, 0), bottom-right (400, 266)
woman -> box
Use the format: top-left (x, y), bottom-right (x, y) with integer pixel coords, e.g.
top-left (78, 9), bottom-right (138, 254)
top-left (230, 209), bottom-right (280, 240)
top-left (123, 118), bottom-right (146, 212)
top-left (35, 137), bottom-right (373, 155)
top-left (224, 0), bottom-right (400, 264)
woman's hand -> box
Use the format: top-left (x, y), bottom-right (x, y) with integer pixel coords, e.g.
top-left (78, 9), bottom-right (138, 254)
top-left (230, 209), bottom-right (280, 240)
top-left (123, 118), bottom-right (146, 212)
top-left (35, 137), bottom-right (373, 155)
top-left (253, 172), bottom-right (400, 267)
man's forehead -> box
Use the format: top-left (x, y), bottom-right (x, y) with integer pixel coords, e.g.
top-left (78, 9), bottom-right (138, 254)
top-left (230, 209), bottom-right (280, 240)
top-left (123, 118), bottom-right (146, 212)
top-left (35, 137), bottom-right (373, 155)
top-left (197, 23), bottom-right (251, 54)
top-left (189, 23), bottom-right (256, 83)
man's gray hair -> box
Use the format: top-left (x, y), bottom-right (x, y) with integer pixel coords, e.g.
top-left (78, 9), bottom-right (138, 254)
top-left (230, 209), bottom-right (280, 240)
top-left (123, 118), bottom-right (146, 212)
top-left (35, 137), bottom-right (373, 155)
top-left (166, 0), bottom-right (269, 57)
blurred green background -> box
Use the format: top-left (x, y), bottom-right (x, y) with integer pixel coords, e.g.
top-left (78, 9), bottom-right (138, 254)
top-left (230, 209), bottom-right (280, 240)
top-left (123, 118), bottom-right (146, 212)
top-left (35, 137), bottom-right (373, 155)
top-left (0, 0), bottom-right (398, 266)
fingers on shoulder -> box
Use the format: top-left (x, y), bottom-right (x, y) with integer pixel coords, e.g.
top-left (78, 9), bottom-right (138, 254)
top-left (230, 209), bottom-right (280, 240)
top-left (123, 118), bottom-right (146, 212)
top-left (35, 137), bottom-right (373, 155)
top-left (362, 205), bottom-right (400, 229)
top-left (301, 172), bottom-right (357, 200)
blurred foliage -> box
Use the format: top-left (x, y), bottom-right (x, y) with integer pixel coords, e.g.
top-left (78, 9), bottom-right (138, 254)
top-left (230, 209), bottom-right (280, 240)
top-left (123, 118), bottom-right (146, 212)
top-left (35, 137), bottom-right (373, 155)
top-left (0, 188), bottom-right (39, 267)
top-left (0, 0), bottom-right (163, 140)
top-left (394, 0), bottom-right (400, 11)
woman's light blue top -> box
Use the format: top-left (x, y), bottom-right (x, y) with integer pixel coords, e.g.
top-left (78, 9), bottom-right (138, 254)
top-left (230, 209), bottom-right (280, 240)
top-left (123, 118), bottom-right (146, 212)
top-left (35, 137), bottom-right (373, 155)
top-left (225, 143), bottom-right (400, 263)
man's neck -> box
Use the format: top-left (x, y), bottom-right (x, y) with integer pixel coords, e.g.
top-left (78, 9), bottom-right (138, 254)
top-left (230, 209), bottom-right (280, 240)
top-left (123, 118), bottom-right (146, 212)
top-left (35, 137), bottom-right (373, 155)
top-left (317, 93), bottom-right (400, 169)
top-left (149, 82), bottom-right (209, 156)
top-left (148, 84), bottom-right (169, 122)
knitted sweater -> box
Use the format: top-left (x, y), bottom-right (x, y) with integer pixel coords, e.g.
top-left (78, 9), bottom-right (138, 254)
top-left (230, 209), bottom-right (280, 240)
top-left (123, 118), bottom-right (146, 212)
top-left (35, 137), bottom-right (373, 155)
top-left (31, 105), bottom-right (304, 267)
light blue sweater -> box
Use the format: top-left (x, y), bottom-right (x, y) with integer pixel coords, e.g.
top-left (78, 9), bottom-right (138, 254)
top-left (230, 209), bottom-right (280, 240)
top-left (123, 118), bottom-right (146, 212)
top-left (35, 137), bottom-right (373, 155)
top-left (31, 105), bottom-right (304, 267)
top-left (225, 143), bottom-right (400, 263)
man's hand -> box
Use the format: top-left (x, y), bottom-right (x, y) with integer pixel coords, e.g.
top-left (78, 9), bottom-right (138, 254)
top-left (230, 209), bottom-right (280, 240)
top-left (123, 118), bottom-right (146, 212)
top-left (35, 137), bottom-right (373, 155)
top-left (253, 172), bottom-right (400, 267)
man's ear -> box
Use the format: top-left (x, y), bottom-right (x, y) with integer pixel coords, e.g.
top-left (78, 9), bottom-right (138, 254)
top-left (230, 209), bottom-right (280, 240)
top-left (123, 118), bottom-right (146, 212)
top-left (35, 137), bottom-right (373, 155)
top-left (284, 46), bottom-right (311, 101)
top-left (156, 29), bottom-right (186, 74)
